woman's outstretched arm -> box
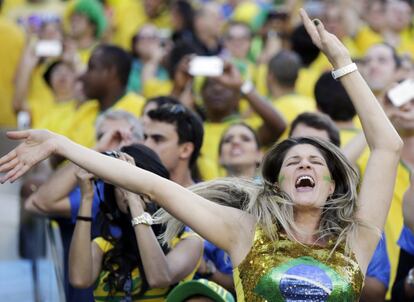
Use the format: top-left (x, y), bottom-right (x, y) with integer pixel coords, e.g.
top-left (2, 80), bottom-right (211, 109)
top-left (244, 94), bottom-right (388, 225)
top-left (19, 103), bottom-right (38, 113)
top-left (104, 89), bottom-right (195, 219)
top-left (0, 130), bottom-right (256, 266)
top-left (301, 9), bottom-right (403, 272)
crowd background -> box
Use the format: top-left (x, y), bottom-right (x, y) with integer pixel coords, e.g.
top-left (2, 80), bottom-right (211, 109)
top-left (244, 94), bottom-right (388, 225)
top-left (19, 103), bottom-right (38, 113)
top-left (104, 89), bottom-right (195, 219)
top-left (0, 0), bottom-right (414, 301)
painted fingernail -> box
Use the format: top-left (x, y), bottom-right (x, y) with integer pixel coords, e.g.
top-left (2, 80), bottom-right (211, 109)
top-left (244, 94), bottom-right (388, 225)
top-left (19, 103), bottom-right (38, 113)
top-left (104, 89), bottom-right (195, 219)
top-left (313, 19), bottom-right (320, 26)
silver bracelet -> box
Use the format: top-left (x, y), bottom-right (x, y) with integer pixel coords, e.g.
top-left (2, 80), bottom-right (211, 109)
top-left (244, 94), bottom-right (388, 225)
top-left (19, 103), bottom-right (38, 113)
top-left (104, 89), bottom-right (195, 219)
top-left (331, 62), bottom-right (358, 80)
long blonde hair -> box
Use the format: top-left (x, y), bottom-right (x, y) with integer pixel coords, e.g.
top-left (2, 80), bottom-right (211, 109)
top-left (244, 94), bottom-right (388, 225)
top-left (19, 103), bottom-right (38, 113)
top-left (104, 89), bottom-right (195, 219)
top-left (155, 137), bottom-right (375, 252)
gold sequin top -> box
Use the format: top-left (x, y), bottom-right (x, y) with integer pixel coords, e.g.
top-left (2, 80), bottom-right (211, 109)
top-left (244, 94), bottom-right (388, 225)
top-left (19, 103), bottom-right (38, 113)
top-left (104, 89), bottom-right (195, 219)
top-left (233, 227), bottom-right (364, 302)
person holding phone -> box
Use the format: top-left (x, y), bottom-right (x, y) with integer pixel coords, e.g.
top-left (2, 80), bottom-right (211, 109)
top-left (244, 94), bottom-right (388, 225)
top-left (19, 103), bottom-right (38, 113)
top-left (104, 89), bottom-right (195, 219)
top-left (0, 10), bottom-right (402, 301)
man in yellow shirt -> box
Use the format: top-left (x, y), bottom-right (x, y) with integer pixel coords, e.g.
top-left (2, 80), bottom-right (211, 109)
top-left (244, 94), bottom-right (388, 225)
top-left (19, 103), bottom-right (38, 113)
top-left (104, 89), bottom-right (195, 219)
top-left (200, 63), bottom-right (286, 177)
top-left (65, 0), bottom-right (107, 67)
top-left (143, 101), bottom-right (203, 187)
top-left (363, 43), bottom-right (401, 100)
top-left (66, 45), bottom-right (145, 148)
top-left (0, 0), bottom-right (25, 127)
top-left (109, 0), bottom-right (171, 50)
top-left (353, 0), bottom-right (386, 55)
top-left (267, 50), bottom-right (316, 140)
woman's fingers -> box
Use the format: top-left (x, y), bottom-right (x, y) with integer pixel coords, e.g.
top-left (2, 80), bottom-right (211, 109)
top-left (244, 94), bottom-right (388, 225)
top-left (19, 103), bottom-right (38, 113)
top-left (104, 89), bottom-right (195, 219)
top-left (299, 8), bottom-right (322, 49)
top-left (0, 157), bottom-right (19, 174)
top-left (314, 18), bottom-right (328, 45)
top-left (6, 130), bottom-right (30, 140)
top-left (10, 164), bottom-right (30, 183)
top-left (2, 162), bottom-right (24, 183)
top-left (0, 150), bottom-right (17, 171)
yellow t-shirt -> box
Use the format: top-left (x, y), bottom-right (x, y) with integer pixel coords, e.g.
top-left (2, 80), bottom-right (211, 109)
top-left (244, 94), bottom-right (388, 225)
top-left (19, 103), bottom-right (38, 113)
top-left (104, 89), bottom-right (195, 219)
top-left (295, 36), bottom-right (360, 100)
top-left (254, 64), bottom-right (268, 98)
top-left (0, 17), bottom-right (25, 127)
top-left (202, 116), bottom-right (262, 178)
top-left (398, 28), bottom-right (414, 59)
top-left (295, 65), bottom-right (323, 99)
top-left (27, 63), bottom-right (55, 127)
top-left (33, 100), bottom-right (78, 135)
top-left (93, 230), bottom-right (201, 301)
top-left (271, 93), bottom-right (316, 141)
top-left (354, 25), bottom-right (414, 58)
top-left (142, 78), bottom-right (172, 99)
top-left (77, 44), bottom-right (95, 68)
top-left (340, 127), bottom-right (409, 298)
top-left (354, 25), bottom-right (383, 56)
top-left (66, 92), bottom-right (145, 147)
top-left (109, 0), bottom-right (171, 50)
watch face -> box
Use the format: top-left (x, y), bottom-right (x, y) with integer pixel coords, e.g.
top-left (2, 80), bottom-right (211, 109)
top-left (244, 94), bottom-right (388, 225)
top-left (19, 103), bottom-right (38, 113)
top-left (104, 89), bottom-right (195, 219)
top-left (143, 213), bottom-right (154, 225)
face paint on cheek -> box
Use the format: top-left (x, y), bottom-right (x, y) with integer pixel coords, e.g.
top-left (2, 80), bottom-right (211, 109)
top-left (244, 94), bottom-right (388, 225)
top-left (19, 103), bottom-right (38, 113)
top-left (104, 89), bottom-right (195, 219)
top-left (278, 174), bottom-right (285, 185)
top-left (323, 175), bottom-right (332, 183)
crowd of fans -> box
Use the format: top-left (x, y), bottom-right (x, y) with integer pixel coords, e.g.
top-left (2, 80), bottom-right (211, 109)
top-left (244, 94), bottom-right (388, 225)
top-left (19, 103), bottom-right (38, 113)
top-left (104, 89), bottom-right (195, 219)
top-left (1, 0), bottom-right (414, 301)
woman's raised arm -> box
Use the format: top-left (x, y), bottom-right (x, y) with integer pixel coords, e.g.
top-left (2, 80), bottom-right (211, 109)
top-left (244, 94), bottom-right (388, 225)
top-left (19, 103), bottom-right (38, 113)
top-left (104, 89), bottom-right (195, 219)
top-left (0, 130), bottom-right (256, 265)
top-left (301, 9), bottom-right (403, 271)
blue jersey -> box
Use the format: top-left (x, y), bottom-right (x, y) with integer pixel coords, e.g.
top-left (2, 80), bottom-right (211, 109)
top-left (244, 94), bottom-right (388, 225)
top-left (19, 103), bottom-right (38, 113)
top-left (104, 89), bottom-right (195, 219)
top-left (366, 234), bottom-right (390, 288)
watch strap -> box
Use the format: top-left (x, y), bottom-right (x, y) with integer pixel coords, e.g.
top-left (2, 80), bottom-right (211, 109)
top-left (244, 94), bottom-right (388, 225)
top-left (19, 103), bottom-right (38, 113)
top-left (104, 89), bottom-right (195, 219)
top-left (331, 63), bottom-right (358, 80)
top-left (131, 212), bottom-right (153, 226)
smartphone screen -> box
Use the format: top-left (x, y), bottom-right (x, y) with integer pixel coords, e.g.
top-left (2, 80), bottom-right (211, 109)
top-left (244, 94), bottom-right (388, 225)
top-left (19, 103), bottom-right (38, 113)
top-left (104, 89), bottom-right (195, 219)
top-left (188, 56), bottom-right (224, 77)
top-left (388, 79), bottom-right (414, 107)
top-left (35, 40), bottom-right (62, 57)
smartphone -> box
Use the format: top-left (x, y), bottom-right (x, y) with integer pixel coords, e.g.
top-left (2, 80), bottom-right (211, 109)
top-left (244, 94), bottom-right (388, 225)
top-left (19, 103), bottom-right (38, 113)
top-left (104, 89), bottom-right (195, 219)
top-left (35, 40), bottom-right (62, 57)
top-left (188, 56), bottom-right (224, 77)
top-left (17, 111), bottom-right (31, 130)
top-left (387, 79), bottom-right (414, 107)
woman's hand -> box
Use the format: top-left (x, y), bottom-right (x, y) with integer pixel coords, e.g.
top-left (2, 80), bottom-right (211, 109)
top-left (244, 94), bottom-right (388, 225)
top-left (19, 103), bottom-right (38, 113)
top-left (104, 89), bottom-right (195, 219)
top-left (75, 168), bottom-right (95, 203)
top-left (214, 61), bottom-right (244, 90)
top-left (22, 37), bottom-right (41, 71)
top-left (0, 130), bottom-right (58, 183)
top-left (94, 127), bottom-right (133, 152)
top-left (173, 55), bottom-right (193, 93)
top-left (300, 8), bottom-right (352, 69)
top-left (117, 152), bottom-right (147, 213)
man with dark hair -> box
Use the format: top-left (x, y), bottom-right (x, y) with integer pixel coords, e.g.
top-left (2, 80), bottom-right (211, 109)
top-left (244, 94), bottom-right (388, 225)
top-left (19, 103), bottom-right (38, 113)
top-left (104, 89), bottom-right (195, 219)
top-left (314, 71), bottom-right (357, 125)
top-left (200, 62), bottom-right (286, 176)
top-left (363, 43), bottom-right (401, 100)
top-left (66, 44), bottom-right (145, 147)
top-left (143, 101), bottom-right (237, 295)
top-left (144, 102), bottom-right (203, 187)
top-left (289, 112), bottom-right (341, 147)
top-left (268, 50), bottom-right (302, 87)
top-left (267, 50), bottom-right (316, 139)
top-left (313, 70), bottom-right (362, 149)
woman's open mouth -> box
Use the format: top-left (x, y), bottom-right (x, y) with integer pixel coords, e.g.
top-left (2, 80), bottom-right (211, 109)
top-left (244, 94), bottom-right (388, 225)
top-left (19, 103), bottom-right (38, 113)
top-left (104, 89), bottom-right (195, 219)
top-left (295, 175), bottom-right (315, 192)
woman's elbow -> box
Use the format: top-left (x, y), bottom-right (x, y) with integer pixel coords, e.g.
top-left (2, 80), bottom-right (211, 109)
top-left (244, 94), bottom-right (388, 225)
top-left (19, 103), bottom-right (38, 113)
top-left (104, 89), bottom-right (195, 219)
top-left (146, 274), bottom-right (173, 288)
top-left (374, 136), bottom-right (403, 154)
top-left (69, 274), bottom-right (94, 289)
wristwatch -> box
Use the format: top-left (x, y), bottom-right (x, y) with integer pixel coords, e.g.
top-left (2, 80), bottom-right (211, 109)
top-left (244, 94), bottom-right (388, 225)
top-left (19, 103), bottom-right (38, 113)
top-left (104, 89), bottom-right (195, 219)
top-left (240, 80), bottom-right (254, 95)
top-left (131, 212), bottom-right (153, 226)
